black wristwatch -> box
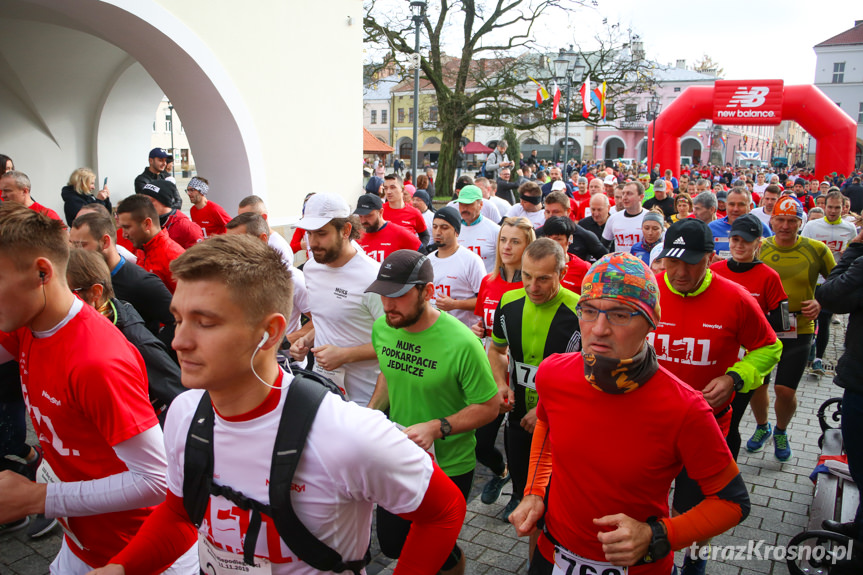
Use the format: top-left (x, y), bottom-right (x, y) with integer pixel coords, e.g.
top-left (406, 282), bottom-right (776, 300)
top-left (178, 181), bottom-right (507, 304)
top-left (439, 418), bottom-right (452, 440)
top-left (643, 516), bottom-right (671, 563)
top-left (728, 371), bottom-right (745, 392)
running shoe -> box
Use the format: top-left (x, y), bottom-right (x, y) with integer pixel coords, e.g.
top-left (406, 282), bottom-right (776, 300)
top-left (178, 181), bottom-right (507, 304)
top-left (680, 554), bottom-right (707, 575)
top-left (774, 432), bottom-right (792, 462)
top-left (23, 445), bottom-right (43, 481)
top-left (0, 517), bottom-right (30, 534)
top-left (501, 497), bottom-right (521, 524)
top-left (481, 469), bottom-right (511, 504)
top-left (27, 514), bottom-right (58, 539)
top-left (812, 358), bottom-right (825, 376)
top-left (746, 423), bottom-right (772, 453)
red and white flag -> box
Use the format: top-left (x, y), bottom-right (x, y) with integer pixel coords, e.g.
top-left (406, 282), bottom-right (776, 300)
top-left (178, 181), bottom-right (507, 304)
top-left (552, 82), bottom-right (561, 119)
top-left (580, 77), bottom-right (591, 118)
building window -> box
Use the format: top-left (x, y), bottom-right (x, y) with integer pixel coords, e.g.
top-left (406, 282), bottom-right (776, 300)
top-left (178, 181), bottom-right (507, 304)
top-left (858, 102), bottom-right (863, 123)
top-left (674, 87), bottom-right (681, 92)
top-left (165, 114), bottom-right (172, 133)
top-left (381, 109), bottom-right (388, 124)
top-left (398, 108), bottom-right (405, 123)
top-left (606, 103), bottom-right (615, 119)
top-left (409, 107), bottom-right (414, 123)
top-left (371, 110), bottom-right (377, 124)
top-left (833, 62), bottom-right (845, 83)
top-left (429, 106), bottom-right (439, 122)
top-left (624, 104), bottom-right (637, 121)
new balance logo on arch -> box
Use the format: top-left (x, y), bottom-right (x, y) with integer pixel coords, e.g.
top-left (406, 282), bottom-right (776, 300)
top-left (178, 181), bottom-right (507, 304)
top-left (726, 87), bottom-right (769, 108)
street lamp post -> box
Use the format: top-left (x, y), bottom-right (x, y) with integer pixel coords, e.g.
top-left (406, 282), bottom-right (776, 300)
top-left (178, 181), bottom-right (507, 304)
top-left (167, 103), bottom-right (175, 178)
top-left (646, 93), bottom-right (662, 176)
top-left (409, 1), bottom-right (426, 178)
top-left (553, 46), bottom-right (585, 169)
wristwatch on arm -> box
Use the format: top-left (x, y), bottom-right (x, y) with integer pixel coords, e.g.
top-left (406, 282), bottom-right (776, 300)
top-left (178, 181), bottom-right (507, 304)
top-left (728, 371), bottom-right (745, 392)
top-left (439, 418), bottom-right (452, 440)
top-left (642, 516), bottom-right (671, 563)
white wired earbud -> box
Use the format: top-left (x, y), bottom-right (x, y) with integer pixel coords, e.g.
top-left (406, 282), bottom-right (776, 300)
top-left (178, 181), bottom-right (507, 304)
top-left (257, 331), bottom-right (269, 350)
top-left (251, 330), bottom-right (289, 390)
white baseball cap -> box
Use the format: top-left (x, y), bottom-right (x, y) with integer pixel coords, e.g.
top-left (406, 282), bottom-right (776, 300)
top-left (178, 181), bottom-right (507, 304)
top-left (603, 175), bottom-right (616, 186)
top-left (297, 193), bottom-right (351, 230)
top-left (551, 181), bottom-right (567, 192)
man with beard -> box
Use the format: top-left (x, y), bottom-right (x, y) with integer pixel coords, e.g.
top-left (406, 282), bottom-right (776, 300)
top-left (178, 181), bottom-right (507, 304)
top-left (368, 249), bottom-right (499, 575)
top-left (116, 194), bottom-right (185, 293)
top-left (354, 193), bottom-right (420, 263)
top-left (289, 193), bottom-right (384, 406)
top-left (427, 207), bottom-right (486, 328)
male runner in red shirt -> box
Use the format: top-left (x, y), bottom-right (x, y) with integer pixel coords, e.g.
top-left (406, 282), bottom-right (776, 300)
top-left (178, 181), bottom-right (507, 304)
top-left (0, 170), bottom-right (62, 221)
top-left (354, 193), bottom-right (420, 262)
top-left (0, 203), bottom-right (196, 574)
top-left (187, 176), bottom-right (231, 237)
top-left (116, 194), bottom-right (185, 293)
top-left (382, 174), bottom-right (430, 247)
top-left (509, 252), bottom-right (750, 575)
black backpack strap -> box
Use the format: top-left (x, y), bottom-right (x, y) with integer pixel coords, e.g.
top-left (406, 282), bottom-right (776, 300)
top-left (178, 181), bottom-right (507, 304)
top-left (269, 374), bottom-right (367, 574)
top-left (183, 391), bottom-right (215, 527)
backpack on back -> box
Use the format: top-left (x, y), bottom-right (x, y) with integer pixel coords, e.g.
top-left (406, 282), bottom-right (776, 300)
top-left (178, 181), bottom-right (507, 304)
top-left (182, 369), bottom-right (368, 573)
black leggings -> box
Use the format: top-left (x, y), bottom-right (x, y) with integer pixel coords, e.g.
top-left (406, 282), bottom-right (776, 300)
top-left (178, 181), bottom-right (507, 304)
top-left (775, 334), bottom-right (813, 391)
top-left (475, 413), bottom-right (506, 476)
top-left (505, 415), bottom-right (532, 503)
top-left (815, 309), bottom-right (833, 360)
top-left (376, 470), bottom-right (473, 570)
top-left (727, 389), bottom-right (754, 460)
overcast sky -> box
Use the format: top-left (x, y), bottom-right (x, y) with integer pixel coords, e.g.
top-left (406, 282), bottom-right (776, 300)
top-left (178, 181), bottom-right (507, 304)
top-left (533, 0), bottom-right (860, 84)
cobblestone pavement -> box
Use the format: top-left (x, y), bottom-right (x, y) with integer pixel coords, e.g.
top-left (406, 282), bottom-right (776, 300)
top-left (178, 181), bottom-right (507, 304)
top-left (1, 318), bottom-right (852, 574)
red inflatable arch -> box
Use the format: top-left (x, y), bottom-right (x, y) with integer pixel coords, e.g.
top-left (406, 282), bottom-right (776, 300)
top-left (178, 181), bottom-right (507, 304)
top-left (647, 81), bottom-right (857, 179)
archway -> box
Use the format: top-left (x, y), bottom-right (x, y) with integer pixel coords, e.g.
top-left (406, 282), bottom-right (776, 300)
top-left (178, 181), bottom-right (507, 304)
top-left (648, 81), bottom-right (856, 178)
top-left (680, 137), bottom-right (703, 165)
top-left (554, 137), bottom-right (581, 162)
top-left (603, 137), bottom-right (625, 160)
top-left (0, 0), bottom-right (264, 211)
top-left (397, 137), bottom-right (413, 160)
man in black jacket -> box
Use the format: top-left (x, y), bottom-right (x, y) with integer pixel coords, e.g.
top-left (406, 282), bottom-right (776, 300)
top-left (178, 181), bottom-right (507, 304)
top-left (842, 177), bottom-right (863, 214)
top-left (816, 228), bottom-right (863, 541)
top-left (70, 212), bottom-right (176, 354)
top-left (133, 148), bottom-right (182, 209)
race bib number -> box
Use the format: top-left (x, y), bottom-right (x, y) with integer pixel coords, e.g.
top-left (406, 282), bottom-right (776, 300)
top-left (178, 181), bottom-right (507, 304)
top-left (394, 422), bottom-right (436, 461)
top-left (553, 545), bottom-right (627, 575)
top-left (312, 363), bottom-right (346, 395)
top-left (647, 334), bottom-right (714, 367)
top-left (777, 313), bottom-right (797, 340)
top-left (36, 458), bottom-right (86, 551)
top-left (199, 534), bottom-right (272, 575)
top-left (513, 361), bottom-right (538, 390)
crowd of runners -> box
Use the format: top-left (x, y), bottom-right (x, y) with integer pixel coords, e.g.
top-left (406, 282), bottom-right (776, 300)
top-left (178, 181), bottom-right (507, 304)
top-left (1, 143), bottom-right (863, 575)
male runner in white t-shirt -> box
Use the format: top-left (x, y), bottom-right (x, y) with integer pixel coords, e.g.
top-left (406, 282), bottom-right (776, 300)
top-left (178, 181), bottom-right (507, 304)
top-left (288, 194), bottom-right (384, 406)
top-left (87, 234), bottom-right (466, 575)
top-left (454, 185), bottom-right (500, 273)
top-left (428, 207), bottom-right (486, 328)
top-left (505, 181), bottom-right (546, 229)
top-left (602, 181), bottom-right (646, 254)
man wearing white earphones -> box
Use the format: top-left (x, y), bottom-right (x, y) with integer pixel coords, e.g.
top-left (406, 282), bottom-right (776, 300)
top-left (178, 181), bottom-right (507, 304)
top-left (87, 234), bottom-right (466, 575)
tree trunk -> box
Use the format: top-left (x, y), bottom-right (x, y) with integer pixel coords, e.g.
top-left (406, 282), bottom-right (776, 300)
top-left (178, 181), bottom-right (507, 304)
top-left (436, 123), bottom-right (466, 200)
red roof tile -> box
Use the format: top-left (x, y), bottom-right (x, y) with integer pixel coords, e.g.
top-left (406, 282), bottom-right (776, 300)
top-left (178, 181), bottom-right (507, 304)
top-left (816, 22), bottom-right (863, 47)
top-left (363, 128), bottom-right (394, 153)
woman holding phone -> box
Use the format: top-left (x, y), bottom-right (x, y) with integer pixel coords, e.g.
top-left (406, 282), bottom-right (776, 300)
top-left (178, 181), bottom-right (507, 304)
top-left (61, 167), bottom-right (111, 226)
